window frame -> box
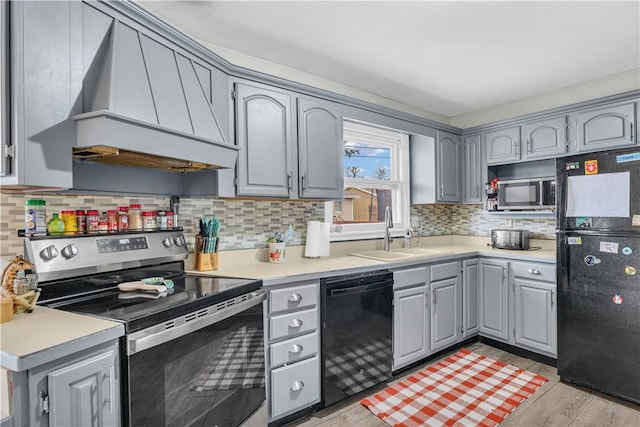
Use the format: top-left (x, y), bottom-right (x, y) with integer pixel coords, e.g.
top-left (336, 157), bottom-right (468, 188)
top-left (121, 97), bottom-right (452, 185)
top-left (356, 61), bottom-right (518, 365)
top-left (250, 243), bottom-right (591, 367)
top-left (326, 120), bottom-right (410, 241)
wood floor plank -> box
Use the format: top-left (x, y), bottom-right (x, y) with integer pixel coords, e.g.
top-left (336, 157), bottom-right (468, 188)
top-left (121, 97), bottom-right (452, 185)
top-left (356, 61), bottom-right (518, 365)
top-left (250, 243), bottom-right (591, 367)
top-left (568, 394), bottom-right (640, 427)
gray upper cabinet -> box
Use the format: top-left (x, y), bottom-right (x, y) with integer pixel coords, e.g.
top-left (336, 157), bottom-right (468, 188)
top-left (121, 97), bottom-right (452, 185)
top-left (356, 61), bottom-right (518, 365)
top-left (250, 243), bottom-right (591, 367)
top-left (297, 97), bottom-right (343, 199)
top-left (234, 81), bottom-right (297, 198)
top-left (486, 126), bottom-right (520, 165)
top-left (521, 116), bottom-right (568, 159)
top-left (1, 1), bottom-right (8, 178)
top-left (478, 259), bottom-right (509, 341)
top-left (574, 101), bottom-right (636, 152)
top-left (462, 133), bottom-right (483, 203)
top-left (436, 130), bottom-right (462, 202)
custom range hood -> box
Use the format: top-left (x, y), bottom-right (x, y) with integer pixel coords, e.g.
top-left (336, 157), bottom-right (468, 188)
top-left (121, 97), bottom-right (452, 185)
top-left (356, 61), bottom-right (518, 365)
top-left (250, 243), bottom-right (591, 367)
top-left (73, 20), bottom-right (238, 172)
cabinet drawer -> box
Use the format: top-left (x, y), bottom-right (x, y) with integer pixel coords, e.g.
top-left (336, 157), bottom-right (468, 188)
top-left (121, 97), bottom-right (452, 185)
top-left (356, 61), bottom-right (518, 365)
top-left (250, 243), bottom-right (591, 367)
top-left (431, 261), bottom-right (459, 282)
top-left (269, 282), bottom-right (318, 313)
top-left (393, 266), bottom-right (429, 290)
top-left (270, 332), bottom-right (318, 368)
top-left (512, 262), bottom-right (555, 283)
top-left (271, 356), bottom-right (320, 418)
top-left (270, 308), bottom-right (318, 341)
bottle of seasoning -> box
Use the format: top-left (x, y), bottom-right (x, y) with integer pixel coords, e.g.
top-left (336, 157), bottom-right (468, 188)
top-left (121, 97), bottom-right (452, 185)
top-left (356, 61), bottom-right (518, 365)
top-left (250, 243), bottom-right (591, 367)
top-left (13, 277), bottom-right (29, 295)
top-left (142, 211), bottom-right (157, 231)
top-left (60, 210), bottom-right (78, 234)
top-left (98, 212), bottom-right (109, 232)
top-left (157, 211), bottom-right (167, 230)
top-left (107, 210), bottom-right (118, 232)
top-left (25, 199), bottom-right (47, 234)
top-left (166, 211), bottom-right (174, 229)
top-left (76, 210), bottom-right (86, 234)
top-left (47, 213), bottom-right (65, 235)
top-left (128, 203), bottom-right (143, 231)
top-left (86, 210), bottom-right (100, 233)
top-left (117, 206), bottom-right (129, 232)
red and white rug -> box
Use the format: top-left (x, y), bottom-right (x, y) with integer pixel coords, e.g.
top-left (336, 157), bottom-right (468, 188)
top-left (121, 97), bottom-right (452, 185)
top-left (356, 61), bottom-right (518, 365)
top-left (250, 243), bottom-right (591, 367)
top-left (361, 348), bottom-right (548, 427)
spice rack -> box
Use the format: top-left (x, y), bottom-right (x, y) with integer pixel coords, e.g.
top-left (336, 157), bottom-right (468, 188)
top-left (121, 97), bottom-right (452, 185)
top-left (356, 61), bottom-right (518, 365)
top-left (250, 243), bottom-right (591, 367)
top-left (17, 228), bottom-right (184, 238)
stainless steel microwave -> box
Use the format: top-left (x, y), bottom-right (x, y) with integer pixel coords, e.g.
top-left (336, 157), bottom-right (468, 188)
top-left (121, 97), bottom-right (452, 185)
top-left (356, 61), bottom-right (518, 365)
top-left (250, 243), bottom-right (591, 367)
top-left (497, 177), bottom-right (556, 210)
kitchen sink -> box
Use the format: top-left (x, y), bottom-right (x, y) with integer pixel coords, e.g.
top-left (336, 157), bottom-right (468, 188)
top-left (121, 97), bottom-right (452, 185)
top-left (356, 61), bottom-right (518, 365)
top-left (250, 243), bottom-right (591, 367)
top-left (349, 248), bottom-right (452, 262)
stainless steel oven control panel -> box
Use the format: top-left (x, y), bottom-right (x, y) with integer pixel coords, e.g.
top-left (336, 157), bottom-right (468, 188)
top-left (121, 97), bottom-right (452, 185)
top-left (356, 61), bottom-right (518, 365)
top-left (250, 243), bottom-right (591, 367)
top-left (24, 231), bottom-right (189, 282)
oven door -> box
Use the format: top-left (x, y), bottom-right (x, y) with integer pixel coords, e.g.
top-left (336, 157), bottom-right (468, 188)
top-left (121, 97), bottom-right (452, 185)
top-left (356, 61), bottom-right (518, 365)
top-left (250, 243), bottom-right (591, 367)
top-left (124, 291), bottom-right (267, 427)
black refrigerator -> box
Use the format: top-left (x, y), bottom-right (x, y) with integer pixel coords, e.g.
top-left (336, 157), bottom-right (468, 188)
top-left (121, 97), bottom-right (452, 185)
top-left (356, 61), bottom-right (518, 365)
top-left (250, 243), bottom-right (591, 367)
top-left (556, 146), bottom-right (640, 404)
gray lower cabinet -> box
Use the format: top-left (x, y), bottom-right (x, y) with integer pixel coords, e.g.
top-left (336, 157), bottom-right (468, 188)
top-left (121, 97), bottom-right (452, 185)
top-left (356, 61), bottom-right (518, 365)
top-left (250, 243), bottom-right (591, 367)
top-left (462, 134), bottom-right (483, 203)
top-left (478, 259), bottom-right (509, 341)
top-left (430, 261), bottom-right (462, 353)
top-left (28, 340), bottom-right (120, 427)
top-left (266, 281), bottom-right (321, 421)
top-left (574, 100), bottom-right (636, 152)
top-left (462, 259), bottom-right (479, 338)
top-left (393, 284), bottom-right (430, 370)
top-left (512, 261), bottom-right (557, 357)
top-left (486, 126), bottom-right (520, 165)
top-left (521, 116), bottom-right (569, 159)
top-left (436, 131), bottom-right (462, 202)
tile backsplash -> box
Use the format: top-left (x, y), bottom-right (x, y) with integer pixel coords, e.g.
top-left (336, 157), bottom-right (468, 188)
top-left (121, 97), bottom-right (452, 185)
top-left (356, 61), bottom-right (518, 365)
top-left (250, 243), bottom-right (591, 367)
top-left (1, 193), bottom-right (555, 257)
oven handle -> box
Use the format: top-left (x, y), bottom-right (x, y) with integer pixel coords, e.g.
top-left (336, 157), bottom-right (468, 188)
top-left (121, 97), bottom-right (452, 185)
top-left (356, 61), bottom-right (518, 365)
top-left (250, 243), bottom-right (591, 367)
top-left (127, 290), bottom-right (267, 355)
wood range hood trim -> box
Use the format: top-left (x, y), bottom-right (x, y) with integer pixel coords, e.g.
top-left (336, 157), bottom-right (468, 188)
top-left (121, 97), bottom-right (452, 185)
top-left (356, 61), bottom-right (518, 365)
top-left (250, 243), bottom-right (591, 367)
top-left (74, 18), bottom-right (238, 172)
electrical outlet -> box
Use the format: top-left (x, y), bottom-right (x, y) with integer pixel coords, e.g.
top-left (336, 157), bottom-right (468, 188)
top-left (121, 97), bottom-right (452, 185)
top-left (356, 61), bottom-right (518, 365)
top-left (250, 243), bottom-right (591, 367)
top-left (410, 216), bottom-right (420, 228)
top-left (504, 218), bottom-right (513, 227)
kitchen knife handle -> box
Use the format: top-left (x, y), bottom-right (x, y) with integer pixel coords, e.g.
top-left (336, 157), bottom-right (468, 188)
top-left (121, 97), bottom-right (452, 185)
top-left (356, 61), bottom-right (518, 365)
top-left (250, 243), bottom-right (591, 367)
top-left (290, 381), bottom-right (304, 392)
top-left (289, 318), bottom-right (303, 328)
top-left (289, 344), bottom-right (304, 354)
top-left (288, 293), bottom-right (302, 303)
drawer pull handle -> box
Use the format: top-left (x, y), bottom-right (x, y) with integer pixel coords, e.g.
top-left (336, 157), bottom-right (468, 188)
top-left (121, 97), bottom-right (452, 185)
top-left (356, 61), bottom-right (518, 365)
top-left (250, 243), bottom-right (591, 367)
top-left (288, 293), bottom-right (302, 303)
top-left (289, 344), bottom-right (304, 354)
top-left (289, 318), bottom-right (303, 328)
top-left (290, 381), bottom-right (305, 392)
top-left (528, 269), bottom-right (541, 275)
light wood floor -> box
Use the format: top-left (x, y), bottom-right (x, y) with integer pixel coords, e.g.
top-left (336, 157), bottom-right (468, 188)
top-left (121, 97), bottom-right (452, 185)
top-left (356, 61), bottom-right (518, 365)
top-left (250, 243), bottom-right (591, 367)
top-left (292, 342), bottom-right (640, 426)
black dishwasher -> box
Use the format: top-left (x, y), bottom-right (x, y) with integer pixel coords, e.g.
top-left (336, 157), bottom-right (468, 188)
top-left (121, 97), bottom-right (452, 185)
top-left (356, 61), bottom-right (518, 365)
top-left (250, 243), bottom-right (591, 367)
top-left (321, 270), bottom-right (393, 407)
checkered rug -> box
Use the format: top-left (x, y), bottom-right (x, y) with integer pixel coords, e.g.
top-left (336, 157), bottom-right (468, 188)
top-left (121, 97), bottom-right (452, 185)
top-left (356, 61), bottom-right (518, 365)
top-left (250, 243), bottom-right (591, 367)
top-left (192, 327), bottom-right (265, 391)
top-left (361, 348), bottom-right (548, 427)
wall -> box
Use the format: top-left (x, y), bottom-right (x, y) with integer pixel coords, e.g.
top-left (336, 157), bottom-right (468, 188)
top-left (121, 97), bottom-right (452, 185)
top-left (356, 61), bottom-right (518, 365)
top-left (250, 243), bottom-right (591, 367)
top-left (2, 194), bottom-right (555, 258)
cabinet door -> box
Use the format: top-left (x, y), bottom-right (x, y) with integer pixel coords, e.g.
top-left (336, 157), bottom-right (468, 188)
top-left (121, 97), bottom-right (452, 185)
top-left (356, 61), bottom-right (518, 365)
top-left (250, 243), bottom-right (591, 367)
top-left (436, 130), bottom-right (461, 202)
top-left (234, 82), bottom-right (295, 198)
top-left (393, 285), bottom-right (429, 370)
top-left (1, 0), bottom-right (9, 177)
top-left (576, 101), bottom-right (636, 152)
top-left (462, 134), bottom-right (482, 203)
top-left (430, 277), bottom-right (460, 352)
top-left (297, 97), bottom-right (343, 199)
top-left (514, 278), bottom-right (557, 356)
top-left (486, 126), bottom-right (520, 165)
top-left (462, 259), bottom-right (479, 338)
top-left (478, 259), bottom-right (509, 341)
top-left (48, 346), bottom-right (119, 427)
top-left (522, 116), bottom-right (568, 160)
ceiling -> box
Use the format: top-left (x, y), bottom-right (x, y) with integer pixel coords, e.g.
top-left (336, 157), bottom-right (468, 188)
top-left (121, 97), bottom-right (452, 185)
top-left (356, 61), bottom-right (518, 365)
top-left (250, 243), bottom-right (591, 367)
top-left (136, 1), bottom-right (640, 119)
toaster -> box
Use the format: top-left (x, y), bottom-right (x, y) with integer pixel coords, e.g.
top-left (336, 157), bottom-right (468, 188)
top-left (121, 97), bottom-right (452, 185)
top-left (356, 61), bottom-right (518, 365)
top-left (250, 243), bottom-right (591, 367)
top-left (491, 229), bottom-right (531, 250)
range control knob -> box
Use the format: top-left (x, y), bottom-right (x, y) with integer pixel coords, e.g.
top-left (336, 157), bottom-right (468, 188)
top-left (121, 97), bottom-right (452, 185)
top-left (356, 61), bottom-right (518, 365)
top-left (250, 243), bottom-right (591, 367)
top-left (39, 245), bottom-right (59, 262)
top-left (61, 244), bottom-right (79, 259)
top-left (173, 236), bottom-right (184, 247)
top-left (162, 238), bottom-right (173, 248)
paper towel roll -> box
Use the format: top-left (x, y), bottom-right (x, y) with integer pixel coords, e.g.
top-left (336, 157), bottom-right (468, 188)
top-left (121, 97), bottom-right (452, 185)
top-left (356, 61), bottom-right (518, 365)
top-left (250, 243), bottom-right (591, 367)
top-left (305, 221), bottom-right (330, 257)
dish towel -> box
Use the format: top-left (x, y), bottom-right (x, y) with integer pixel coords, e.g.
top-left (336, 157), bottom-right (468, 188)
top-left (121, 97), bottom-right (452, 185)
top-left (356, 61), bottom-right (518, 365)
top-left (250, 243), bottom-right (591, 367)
top-left (361, 348), bottom-right (547, 427)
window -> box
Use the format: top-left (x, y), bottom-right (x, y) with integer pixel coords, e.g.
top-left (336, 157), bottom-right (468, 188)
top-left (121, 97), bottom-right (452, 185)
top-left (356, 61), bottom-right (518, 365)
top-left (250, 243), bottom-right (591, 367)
top-left (326, 121), bottom-right (410, 240)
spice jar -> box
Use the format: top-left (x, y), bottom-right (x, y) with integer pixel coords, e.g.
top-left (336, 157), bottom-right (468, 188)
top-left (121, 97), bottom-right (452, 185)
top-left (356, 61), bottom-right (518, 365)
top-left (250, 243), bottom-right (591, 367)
top-left (25, 199), bottom-right (46, 234)
top-left (98, 212), bottom-right (109, 232)
top-left (142, 211), bottom-right (157, 231)
top-left (157, 211), bottom-right (167, 230)
top-left (13, 277), bottom-right (29, 295)
top-left (107, 210), bottom-right (118, 232)
top-left (26, 273), bottom-right (38, 291)
top-left (117, 206), bottom-right (129, 232)
top-left (166, 211), bottom-right (174, 229)
top-left (86, 210), bottom-right (100, 233)
top-left (128, 203), bottom-right (143, 231)
top-left (76, 210), bottom-right (86, 233)
top-left (60, 210), bottom-right (78, 234)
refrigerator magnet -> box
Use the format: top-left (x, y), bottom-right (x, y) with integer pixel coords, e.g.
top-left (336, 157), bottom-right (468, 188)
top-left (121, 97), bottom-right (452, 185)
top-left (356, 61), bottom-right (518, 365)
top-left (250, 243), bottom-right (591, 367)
top-left (632, 215), bottom-right (640, 226)
top-left (565, 161), bottom-right (580, 170)
top-left (576, 217), bottom-right (592, 228)
top-left (585, 160), bottom-right (598, 174)
top-left (624, 266), bottom-right (636, 276)
top-left (616, 152), bottom-right (640, 163)
top-left (584, 255), bottom-right (601, 266)
top-left (599, 241), bottom-right (619, 254)
top-left (612, 294), bottom-right (623, 305)
top-left (622, 247), bottom-right (633, 255)
top-left (567, 236), bottom-right (582, 245)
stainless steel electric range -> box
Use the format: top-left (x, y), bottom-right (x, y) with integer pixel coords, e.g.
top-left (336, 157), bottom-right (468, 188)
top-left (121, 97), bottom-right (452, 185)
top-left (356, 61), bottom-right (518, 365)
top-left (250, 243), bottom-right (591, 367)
top-left (27, 230), bottom-right (266, 427)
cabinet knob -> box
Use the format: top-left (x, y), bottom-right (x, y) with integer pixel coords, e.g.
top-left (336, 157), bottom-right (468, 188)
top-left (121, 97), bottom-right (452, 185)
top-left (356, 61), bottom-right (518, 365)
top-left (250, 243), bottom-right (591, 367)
top-left (290, 381), bottom-right (305, 392)
top-left (289, 344), bottom-right (304, 354)
top-left (289, 318), bottom-right (303, 328)
top-left (288, 293), bottom-right (302, 303)
top-left (528, 268), bottom-right (541, 275)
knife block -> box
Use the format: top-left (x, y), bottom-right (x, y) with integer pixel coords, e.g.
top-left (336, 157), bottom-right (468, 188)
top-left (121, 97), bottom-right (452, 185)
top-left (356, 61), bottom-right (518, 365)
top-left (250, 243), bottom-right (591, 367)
top-left (194, 235), bottom-right (219, 271)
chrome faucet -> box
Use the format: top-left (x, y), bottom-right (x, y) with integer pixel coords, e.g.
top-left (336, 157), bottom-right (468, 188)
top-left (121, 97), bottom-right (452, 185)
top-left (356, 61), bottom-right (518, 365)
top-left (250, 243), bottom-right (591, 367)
top-left (383, 206), bottom-right (393, 251)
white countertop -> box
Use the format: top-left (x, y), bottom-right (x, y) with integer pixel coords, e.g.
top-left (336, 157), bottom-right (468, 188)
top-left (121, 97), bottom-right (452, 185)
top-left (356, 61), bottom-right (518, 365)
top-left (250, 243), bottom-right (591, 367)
top-left (186, 235), bottom-right (556, 285)
top-left (0, 306), bottom-right (124, 372)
